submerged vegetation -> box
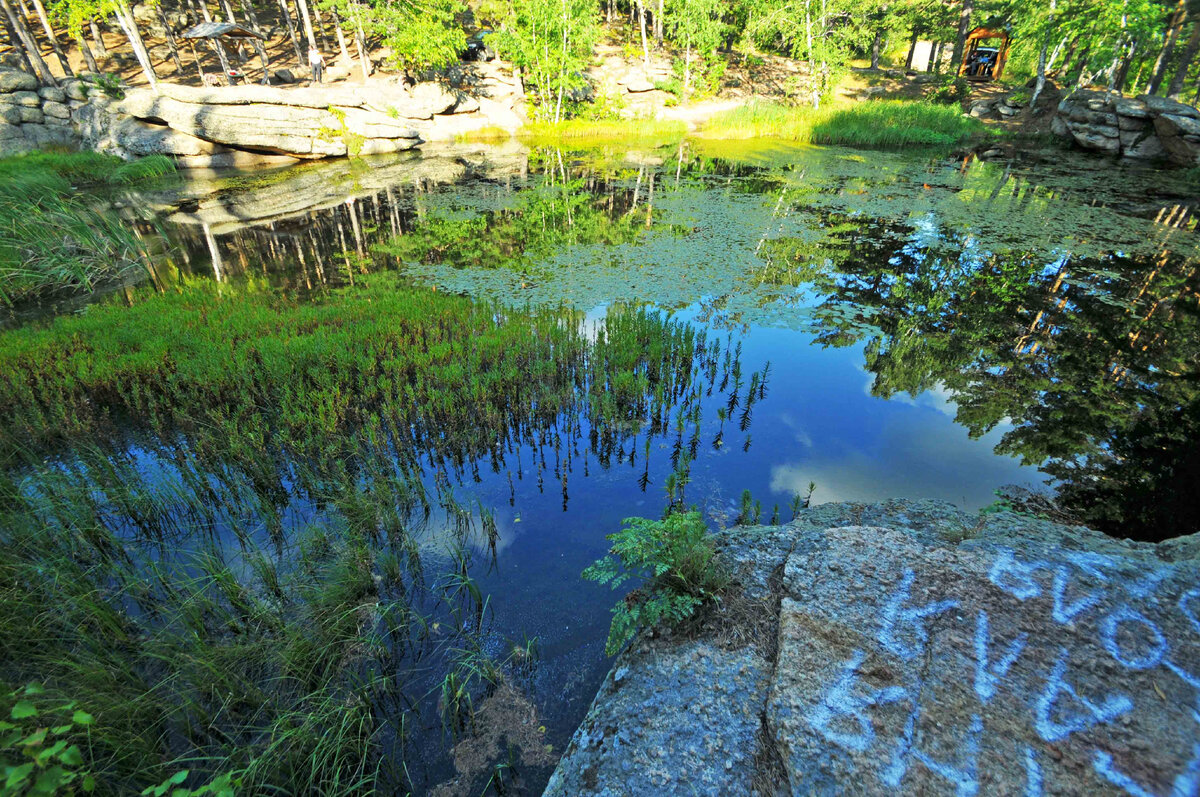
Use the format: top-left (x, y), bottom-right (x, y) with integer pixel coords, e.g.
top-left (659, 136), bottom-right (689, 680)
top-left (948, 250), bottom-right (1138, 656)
top-left (700, 101), bottom-right (987, 149)
top-left (0, 152), bottom-right (175, 305)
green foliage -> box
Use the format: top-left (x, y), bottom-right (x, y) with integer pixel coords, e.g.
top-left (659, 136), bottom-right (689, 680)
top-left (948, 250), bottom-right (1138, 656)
top-left (1, 684), bottom-right (96, 796)
top-left (702, 100), bottom-right (986, 149)
top-left (583, 512), bottom-right (728, 655)
top-left (489, 0), bottom-right (600, 121)
top-left (140, 771), bottom-right (237, 797)
top-left (927, 76), bottom-right (969, 106)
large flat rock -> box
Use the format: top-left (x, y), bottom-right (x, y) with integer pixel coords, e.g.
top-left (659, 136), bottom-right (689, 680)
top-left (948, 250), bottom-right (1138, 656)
top-left (114, 87), bottom-right (421, 157)
top-left (547, 500), bottom-right (1200, 795)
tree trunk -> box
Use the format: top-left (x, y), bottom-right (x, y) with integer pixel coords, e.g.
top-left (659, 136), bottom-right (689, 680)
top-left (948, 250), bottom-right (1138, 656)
top-left (89, 20), bottom-right (106, 55)
top-left (310, 0), bottom-right (330, 52)
top-left (1069, 43), bottom-right (1091, 88)
top-left (276, 0), bottom-right (303, 65)
top-left (294, 0), bottom-right (316, 49)
top-left (904, 29), bottom-right (918, 71)
top-left (156, 3), bottom-right (184, 73)
top-left (1030, 33), bottom-right (1049, 109)
top-left (353, 14), bottom-right (370, 82)
top-left (1148, 0), bottom-right (1187, 95)
top-left (331, 9), bottom-right (351, 64)
top-left (254, 38), bottom-right (269, 83)
top-left (1167, 21), bottom-right (1200, 98)
top-left (654, 0), bottom-right (662, 47)
top-left (1, 7), bottom-right (35, 74)
top-left (636, 0), bottom-right (650, 71)
top-left (76, 31), bottom-right (99, 72)
top-left (1029, 0), bottom-right (1055, 110)
top-left (211, 36), bottom-right (234, 83)
top-left (950, 0), bottom-right (973, 74)
top-left (30, 0), bottom-right (73, 76)
top-left (871, 29), bottom-right (882, 69)
top-left (112, 1), bottom-right (157, 89)
top-left (1111, 39), bottom-right (1138, 93)
top-left (805, 0), bottom-right (817, 107)
top-left (1057, 37), bottom-right (1077, 76)
top-left (0, 0), bottom-right (55, 85)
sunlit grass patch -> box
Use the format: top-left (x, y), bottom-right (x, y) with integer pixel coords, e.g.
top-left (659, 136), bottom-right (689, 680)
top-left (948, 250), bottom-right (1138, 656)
top-left (699, 101), bottom-right (987, 149)
top-left (521, 118), bottom-right (688, 146)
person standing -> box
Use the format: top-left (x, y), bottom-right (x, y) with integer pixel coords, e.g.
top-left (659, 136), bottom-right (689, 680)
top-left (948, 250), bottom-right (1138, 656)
top-left (309, 46), bottom-right (325, 83)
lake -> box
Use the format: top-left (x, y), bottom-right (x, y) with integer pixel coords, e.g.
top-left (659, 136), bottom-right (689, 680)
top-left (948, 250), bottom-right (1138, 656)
top-left (1, 139), bottom-right (1196, 794)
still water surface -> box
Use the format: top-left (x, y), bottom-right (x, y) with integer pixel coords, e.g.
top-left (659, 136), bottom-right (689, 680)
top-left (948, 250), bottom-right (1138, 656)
top-left (4, 139), bottom-right (1197, 793)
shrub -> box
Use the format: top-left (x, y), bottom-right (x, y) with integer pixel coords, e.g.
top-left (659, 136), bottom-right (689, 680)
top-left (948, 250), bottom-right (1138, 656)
top-left (583, 511), bottom-right (728, 655)
top-left (927, 76), bottom-right (969, 105)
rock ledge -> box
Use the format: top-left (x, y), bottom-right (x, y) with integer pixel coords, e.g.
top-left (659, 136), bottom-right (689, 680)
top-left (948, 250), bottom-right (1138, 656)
top-left (547, 500), bottom-right (1200, 795)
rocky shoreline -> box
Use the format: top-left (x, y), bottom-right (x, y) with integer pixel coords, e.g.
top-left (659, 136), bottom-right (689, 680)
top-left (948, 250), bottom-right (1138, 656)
top-left (1052, 89), bottom-right (1200, 164)
top-left (546, 500), bottom-right (1200, 795)
top-left (0, 62), bottom-right (526, 167)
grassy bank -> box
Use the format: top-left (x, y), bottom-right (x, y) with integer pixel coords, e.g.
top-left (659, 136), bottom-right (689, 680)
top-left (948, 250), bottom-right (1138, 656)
top-left (0, 151), bottom-right (174, 306)
top-left (700, 101), bottom-right (987, 149)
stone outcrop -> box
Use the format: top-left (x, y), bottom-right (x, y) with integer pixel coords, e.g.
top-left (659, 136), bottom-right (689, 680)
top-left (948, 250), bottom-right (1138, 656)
top-left (0, 68), bottom-right (85, 156)
top-left (1053, 89), bottom-right (1200, 164)
top-left (0, 62), bottom-right (528, 167)
top-left (547, 500), bottom-right (1200, 795)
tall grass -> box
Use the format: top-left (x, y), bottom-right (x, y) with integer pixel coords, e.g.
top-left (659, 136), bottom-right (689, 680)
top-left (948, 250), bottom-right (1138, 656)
top-left (0, 152), bottom-right (175, 305)
top-left (521, 118), bottom-right (688, 145)
top-left (701, 101), bottom-right (987, 149)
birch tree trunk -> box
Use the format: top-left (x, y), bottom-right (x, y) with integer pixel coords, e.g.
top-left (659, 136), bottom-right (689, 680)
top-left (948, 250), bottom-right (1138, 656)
top-left (30, 0), bottom-right (73, 76)
top-left (76, 31), bottom-right (99, 72)
top-left (89, 20), bottom-right (106, 55)
top-left (1029, 0), bottom-right (1055, 110)
top-left (904, 30), bottom-right (918, 71)
top-left (636, 0), bottom-right (650, 72)
top-left (310, 0), bottom-right (330, 52)
top-left (331, 8), bottom-right (351, 64)
top-left (353, 11), bottom-right (370, 82)
top-left (1, 6), bottom-right (36, 74)
top-left (112, 1), bottom-right (157, 89)
top-left (156, 3), bottom-right (184, 73)
top-left (0, 0), bottom-right (56, 85)
top-left (276, 0), bottom-right (303, 65)
top-left (295, 0), bottom-right (316, 49)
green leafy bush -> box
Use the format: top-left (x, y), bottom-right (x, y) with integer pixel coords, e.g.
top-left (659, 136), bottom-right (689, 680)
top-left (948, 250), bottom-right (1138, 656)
top-left (583, 512), bottom-right (728, 655)
top-left (927, 76), bottom-right (970, 106)
top-left (1, 683), bottom-right (96, 796)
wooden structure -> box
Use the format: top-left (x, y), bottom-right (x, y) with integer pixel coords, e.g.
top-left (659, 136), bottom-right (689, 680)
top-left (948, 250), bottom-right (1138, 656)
top-left (958, 27), bottom-right (1011, 81)
top-left (181, 21), bottom-right (269, 86)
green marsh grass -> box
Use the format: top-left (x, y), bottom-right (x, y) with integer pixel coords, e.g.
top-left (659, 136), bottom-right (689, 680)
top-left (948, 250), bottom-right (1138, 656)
top-left (0, 262), bottom-right (768, 791)
top-left (0, 151), bottom-right (175, 304)
top-left (520, 118), bottom-right (688, 146)
top-left (700, 101), bottom-right (987, 149)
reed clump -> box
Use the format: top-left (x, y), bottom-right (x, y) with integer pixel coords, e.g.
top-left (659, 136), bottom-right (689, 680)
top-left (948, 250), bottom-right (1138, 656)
top-left (0, 151), bottom-right (175, 305)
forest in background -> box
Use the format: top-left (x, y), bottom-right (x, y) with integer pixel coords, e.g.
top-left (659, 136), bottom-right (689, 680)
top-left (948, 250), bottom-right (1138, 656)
top-left (3, 0), bottom-right (1200, 118)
